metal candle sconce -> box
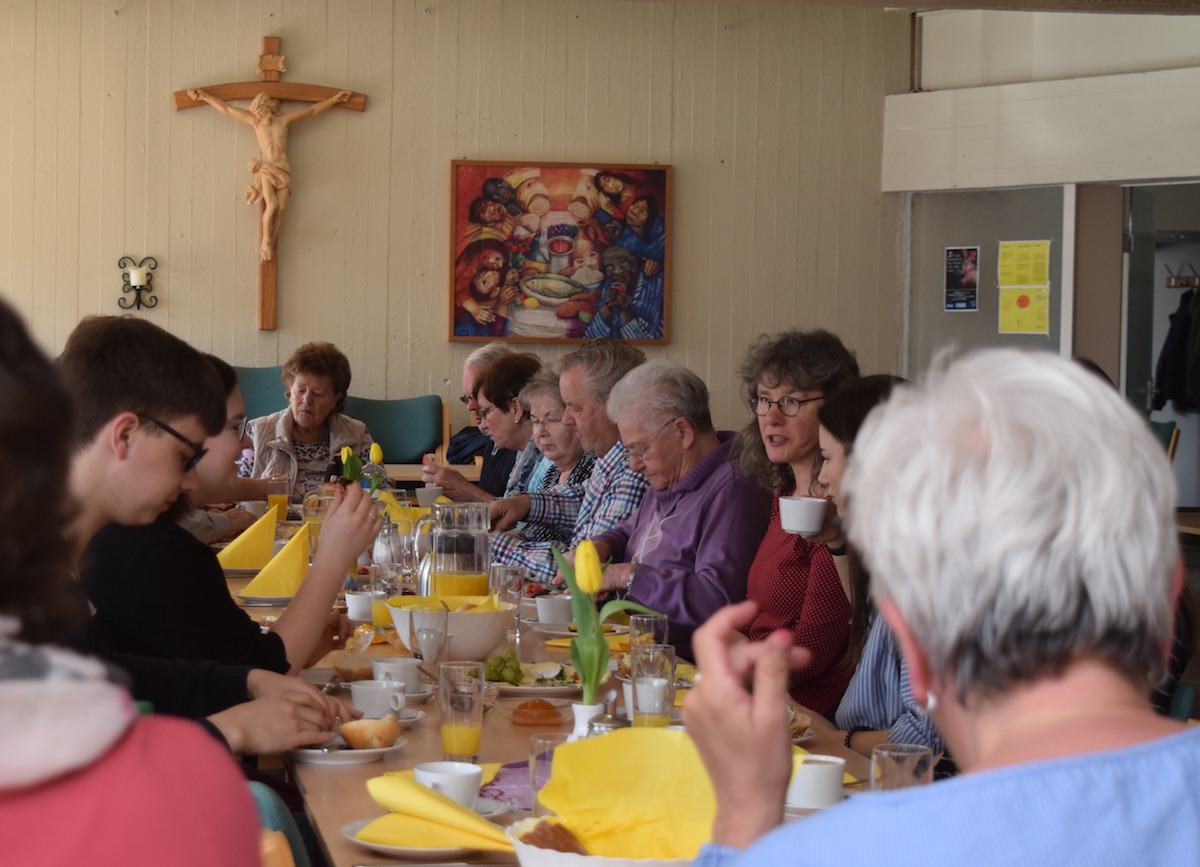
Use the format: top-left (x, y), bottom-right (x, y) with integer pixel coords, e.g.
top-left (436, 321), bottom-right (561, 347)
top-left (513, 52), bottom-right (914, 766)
top-left (118, 256), bottom-right (159, 310)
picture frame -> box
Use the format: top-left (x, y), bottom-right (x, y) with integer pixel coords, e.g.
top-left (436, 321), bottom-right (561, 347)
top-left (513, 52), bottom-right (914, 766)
top-left (449, 160), bottom-right (671, 344)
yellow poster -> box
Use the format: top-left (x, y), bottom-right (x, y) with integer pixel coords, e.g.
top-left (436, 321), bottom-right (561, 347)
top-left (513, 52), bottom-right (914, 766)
top-left (999, 288), bottom-right (1049, 335)
top-left (997, 240), bottom-right (1050, 288)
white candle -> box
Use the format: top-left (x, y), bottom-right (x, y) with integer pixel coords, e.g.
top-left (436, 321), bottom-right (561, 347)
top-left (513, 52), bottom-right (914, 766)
top-left (127, 267), bottom-right (150, 287)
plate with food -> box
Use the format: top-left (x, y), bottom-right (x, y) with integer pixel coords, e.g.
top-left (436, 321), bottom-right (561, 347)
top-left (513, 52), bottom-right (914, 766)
top-left (341, 818), bottom-right (471, 859)
top-left (520, 273), bottom-right (586, 308)
top-left (527, 621), bottom-right (629, 639)
top-left (788, 707), bottom-right (815, 744)
top-left (290, 730), bottom-right (407, 765)
top-left (234, 591), bottom-right (292, 606)
top-left (487, 655), bottom-right (582, 696)
top-left (507, 697), bottom-right (570, 726)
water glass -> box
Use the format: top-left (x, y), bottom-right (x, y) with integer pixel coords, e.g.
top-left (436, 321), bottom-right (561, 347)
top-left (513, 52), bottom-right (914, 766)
top-left (630, 643), bottom-right (675, 727)
top-left (870, 743), bottom-right (934, 791)
top-left (491, 564), bottom-right (524, 641)
top-left (438, 661), bottom-right (485, 762)
top-left (629, 613), bottom-right (669, 648)
top-left (408, 607), bottom-right (449, 667)
top-left (529, 732), bottom-right (571, 817)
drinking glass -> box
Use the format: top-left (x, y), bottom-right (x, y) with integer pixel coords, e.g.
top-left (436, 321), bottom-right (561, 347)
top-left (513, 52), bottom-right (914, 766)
top-left (303, 489), bottom-right (334, 562)
top-left (630, 643), bottom-right (675, 727)
top-left (438, 661), bottom-right (485, 762)
top-left (266, 475), bottom-right (290, 519)
top-left (491, 564), bottom-right (524, 641)
top-left (629, 613), bottom-right (669, 648)
top-left (870, 743), bottom-right (934, 791)
top-left (408, 606), bottom-right (448, 667)
top-left (529, 732), bottom-right (571, 817)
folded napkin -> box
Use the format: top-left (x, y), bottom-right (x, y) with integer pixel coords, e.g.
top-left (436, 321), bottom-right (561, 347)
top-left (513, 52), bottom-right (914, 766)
top-left (240, 522), bottom-right (311, 597)
top-left (545, 635), bottom-right (629, 652)
top-left (540, 727), bottom-right (714, 859)
top-left (792, 748), bottom-right (857, 785)
top-left (362, 768), bottom-right (511, 852)
top-left (217, 503), bottom-right (282, 569)
top-left (375, 492), bottom-right (429, 530)
top-left (388, 594), bottom-right (506, 613)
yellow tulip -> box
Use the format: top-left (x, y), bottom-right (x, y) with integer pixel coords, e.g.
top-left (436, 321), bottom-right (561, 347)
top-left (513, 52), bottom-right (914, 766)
top-left (370, 442), bottom-right (383, 464)
top-left (574, 540), bottom-right (603, 595)
top-left (341, 445), bottom-right (353, 465)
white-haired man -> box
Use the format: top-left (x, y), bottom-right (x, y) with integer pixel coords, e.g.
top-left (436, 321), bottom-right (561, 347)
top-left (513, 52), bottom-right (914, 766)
top-left (686, 348), bottom-right (1198, 866)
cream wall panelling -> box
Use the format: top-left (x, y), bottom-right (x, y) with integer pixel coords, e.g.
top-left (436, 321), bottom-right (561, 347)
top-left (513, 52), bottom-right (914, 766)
top-left (882, 66), bottom-right (1200, 193)
top-left (918, 10), bottom-right (1200, 91)
top-left (0, 0), bottom-right (907, 433)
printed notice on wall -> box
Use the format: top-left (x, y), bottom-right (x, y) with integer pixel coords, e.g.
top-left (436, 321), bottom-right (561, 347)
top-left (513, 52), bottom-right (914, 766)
top-left (997, 240), bottom-right (1051, 335)
top-left (944, 246), bottom-right (979, 311)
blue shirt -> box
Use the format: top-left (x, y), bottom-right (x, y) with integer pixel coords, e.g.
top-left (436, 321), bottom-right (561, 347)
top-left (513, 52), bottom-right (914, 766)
top-left (695, 726), bottom-right (1200, 867)
top-left (834, 614), bottom-right (945, 754)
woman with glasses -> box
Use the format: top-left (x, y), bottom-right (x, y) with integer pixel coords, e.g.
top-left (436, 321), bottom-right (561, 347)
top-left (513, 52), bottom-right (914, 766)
top-left (472, 353), bottom-right (544, 499)
top-left (82, 355), bottom-right (383, 675)
top-left (730, 329), bottom-right (860, 716)
top-left (513, 371), bottom-right (597, 546)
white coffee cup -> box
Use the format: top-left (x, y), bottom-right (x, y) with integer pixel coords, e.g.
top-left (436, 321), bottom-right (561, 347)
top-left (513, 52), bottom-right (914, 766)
top-left (778, 496), bottom-right (828, 535)
top-left (345, 590), bottom-right (386, 623)
top-left (373, 657), bottom-right (423, 694)
top-left (416, 486), bottom-right (443, 507)
top-left (785, 754), bottom-right (846, 809)
top-left (239, 499), bottom-right (269, 518)
top-left (350, 679), bottom-right (407, 718)
top-left (535, 594), bottom-right (573, 623)
top-left (414, 760), bottom-right (482, 807)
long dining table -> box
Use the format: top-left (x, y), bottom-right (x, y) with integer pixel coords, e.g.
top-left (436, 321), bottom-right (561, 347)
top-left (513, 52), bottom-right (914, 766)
top-left (230, 579), bottom-right (871, 867)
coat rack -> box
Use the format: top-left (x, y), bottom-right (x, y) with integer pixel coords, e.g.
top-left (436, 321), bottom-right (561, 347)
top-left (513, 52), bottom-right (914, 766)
top-left (1163, 263), bottom-right (1200, 289)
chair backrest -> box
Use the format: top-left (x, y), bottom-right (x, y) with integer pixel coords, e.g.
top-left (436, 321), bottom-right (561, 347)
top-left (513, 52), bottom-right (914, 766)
top-left (233, 365), bottom-right (288, 421)
top-left (1148, 419), bottom-right (1180, 463)
top-left (342, 394), bottom-right (444, 464)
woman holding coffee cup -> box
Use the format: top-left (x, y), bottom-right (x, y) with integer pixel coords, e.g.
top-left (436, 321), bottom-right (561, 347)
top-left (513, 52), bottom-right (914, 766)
top-left (730, 330), bottom-right (859, 715)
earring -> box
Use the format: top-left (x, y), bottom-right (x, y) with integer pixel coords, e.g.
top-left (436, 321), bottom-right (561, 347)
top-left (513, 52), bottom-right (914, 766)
top-left (918, 690), bottom-right (939, 716)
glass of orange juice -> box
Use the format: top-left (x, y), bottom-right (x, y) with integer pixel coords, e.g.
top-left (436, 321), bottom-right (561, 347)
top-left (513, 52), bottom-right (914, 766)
top-left (266, 475), bottom-right (290, 520)
top-left (438, 661), bottom-right (485, 762)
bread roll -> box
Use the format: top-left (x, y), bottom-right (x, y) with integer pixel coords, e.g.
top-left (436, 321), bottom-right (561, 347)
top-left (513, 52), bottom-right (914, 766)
top-left (519, 818), bottom-right (589, 855)
top-left (339, 715), bottom-right (401, 749)
top-left (511, 698), bottom-right (563, 726)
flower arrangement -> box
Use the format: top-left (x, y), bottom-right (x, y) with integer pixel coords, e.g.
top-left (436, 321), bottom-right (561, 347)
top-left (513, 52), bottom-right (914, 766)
top-left (341, 443), bottom-right (388, 493)
top-left (553, 540), bottom-right (660, 706)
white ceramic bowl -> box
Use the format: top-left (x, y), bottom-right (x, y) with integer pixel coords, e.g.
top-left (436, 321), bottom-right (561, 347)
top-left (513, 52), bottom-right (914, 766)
top-left (387, 598), bottom-right (515, 661)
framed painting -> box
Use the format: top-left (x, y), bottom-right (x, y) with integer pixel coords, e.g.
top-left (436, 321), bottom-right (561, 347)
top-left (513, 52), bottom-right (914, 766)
top-left (449, 160), bottom-right (671, 344)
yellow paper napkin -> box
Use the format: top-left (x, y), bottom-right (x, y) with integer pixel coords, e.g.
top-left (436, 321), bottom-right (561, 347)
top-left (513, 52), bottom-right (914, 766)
top-left (241, 522), bottom-right (310, 597)
top-left (375, 492), bottom-right (430, 530)
top-left (362, 771), bottom-right (511, 851)
top-left (540, 727), bottom-right (714, 859)
top-left (217, 503), bottom-right (282, 569)
top-left (545, 635), bottom-right (629, 652)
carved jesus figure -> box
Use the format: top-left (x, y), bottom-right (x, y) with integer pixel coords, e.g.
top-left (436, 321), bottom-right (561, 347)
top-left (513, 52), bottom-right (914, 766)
top-left (187, 88), bottom-right (351, 261)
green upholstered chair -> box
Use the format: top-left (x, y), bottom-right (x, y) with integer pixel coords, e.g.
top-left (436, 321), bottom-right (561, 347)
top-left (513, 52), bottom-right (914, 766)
top-left (342, 394), bottom-right (444, 464)
top-left (1148, 419), bottom-right (1180, 463)
top-left (232, 365), bottom-right (288, 422)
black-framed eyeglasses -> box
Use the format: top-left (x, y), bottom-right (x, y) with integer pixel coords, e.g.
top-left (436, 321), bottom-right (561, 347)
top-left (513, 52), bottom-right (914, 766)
top-left (749, 394), bottom-right (823, 417)
top-left (459, 393), bottom-right (472, 406)
top-left (227, 415), bottom-right (250, 439)
top-left (138, 413), bottom-right (208, 472)
top-left (474, 402), bottom-right (501, 423)
top-left (625, 418), bottom-right (677, 464)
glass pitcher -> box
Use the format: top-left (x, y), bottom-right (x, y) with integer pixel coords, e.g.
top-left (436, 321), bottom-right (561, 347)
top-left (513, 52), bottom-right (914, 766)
top-left (411, 502), bottom-right (491, 597)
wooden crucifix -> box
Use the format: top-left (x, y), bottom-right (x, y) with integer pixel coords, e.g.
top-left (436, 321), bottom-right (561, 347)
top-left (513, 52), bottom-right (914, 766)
top-left (174, 37), bottom-right (366, 330)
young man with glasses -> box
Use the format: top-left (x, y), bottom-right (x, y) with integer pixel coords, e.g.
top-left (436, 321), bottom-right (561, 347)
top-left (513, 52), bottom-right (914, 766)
top-left (60, 315), bottom-right (356, 756)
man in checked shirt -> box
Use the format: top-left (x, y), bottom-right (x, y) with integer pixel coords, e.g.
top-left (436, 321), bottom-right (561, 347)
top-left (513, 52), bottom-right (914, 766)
top-left (489, 339), bottom-right (648, 585)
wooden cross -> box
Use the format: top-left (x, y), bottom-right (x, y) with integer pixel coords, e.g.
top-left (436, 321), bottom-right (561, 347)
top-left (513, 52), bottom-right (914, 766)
top-left (174, 37), bottom-right (366, 330)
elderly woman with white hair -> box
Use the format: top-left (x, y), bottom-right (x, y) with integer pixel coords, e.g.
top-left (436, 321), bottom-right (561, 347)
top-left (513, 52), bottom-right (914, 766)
top-left (685, 348), bottom-right (1199, 865)
top-left (585, 360), bottom-right (771, 662)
